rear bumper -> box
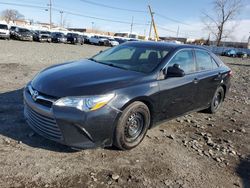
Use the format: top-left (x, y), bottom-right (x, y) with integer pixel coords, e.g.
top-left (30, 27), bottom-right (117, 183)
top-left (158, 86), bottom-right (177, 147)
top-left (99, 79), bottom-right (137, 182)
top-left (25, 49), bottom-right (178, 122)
top-left (23, 87), bottom-right (121, 149)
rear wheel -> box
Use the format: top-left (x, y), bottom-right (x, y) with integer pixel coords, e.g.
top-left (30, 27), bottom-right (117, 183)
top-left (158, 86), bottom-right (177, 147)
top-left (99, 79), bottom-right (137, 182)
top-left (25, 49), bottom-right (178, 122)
top-left (206, 86), bottom-right (225, 114)
top-left (114, 102), bottom-right (150, 150)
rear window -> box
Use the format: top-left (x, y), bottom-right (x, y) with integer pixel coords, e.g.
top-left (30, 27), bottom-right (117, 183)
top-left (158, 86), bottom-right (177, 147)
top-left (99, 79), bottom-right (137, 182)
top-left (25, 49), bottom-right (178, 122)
top-left (195, 50), bottom-right (218, 71)
top-left (0, 24), bottom-right (8, 30)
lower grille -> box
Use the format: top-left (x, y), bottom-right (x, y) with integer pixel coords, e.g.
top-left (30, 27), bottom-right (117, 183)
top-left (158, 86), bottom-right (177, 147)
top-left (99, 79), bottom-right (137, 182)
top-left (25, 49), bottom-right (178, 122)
top-left (24, 104), bottom-right (62, 141)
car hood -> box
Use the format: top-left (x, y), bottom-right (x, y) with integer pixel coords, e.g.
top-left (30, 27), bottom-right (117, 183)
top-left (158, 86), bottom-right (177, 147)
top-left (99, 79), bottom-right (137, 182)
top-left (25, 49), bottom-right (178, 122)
top-left (31, 59), bottom-right (144, 97)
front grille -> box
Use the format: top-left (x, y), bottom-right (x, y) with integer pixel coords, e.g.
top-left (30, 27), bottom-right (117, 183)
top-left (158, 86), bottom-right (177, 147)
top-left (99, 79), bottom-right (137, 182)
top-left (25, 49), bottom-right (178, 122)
top-left (27, 86), bottom-right (55, 108)
top-left (36, 99), bottom-right (53, 108)
top-left (24, 104), bottom-right (62, 141)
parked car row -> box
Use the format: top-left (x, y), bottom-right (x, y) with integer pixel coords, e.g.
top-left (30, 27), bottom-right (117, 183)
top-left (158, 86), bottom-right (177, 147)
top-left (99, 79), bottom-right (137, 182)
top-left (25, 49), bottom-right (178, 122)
top-left (0, 22), bottom-right (139, 47)
top-left (221, 49), bottom-right (248, 58)
top-left (83, 35), bottom-right (139, 46)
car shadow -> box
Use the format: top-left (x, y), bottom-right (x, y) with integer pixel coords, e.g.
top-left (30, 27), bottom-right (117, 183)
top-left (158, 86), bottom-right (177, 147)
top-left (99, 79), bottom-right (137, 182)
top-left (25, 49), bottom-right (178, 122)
top-left (0, 88), bottom-right (75, 153)
top-left (236, 155), bottom-right (250, 188)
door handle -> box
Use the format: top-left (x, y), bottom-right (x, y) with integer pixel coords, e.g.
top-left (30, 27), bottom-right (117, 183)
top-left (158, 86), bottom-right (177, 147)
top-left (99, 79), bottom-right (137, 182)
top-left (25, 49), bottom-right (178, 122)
top-left (193, 78), bottom-right (199, 84)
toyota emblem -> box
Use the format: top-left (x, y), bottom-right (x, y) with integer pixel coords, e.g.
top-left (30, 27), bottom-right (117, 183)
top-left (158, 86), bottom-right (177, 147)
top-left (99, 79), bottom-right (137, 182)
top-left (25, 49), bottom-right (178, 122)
top-left (32, 90), bottom-right (39, 101)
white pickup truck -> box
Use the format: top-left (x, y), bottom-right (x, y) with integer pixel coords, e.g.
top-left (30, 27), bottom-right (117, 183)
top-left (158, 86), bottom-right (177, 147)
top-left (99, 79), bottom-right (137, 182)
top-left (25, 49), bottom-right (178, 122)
top-left (0, 23), bottom-right (10, 40)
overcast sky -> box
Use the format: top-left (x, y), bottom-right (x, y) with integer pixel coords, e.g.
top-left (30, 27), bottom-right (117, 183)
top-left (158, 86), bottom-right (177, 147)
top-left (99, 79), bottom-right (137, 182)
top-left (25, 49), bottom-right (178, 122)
top-left (0, 0), bottom-right (250, 42)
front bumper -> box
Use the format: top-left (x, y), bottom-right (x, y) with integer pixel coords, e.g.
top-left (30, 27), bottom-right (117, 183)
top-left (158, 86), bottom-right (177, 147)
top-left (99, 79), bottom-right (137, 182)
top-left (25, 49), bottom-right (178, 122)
top-left (39, 38), bottom-right (52, 42)
top-left (20, 36), bottom-right (33, 41)
top-left (0, 34), bottom-right (9, 39)
top-left (23, 87), bottom-right (121, 149)
top-left (58, 38), bottom-right (66, 43)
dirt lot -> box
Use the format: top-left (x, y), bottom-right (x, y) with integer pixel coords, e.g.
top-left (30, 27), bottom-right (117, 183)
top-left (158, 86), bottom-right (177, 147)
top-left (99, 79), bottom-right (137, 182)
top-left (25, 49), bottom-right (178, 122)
top-left (0, 40), bottom-right (249, 188)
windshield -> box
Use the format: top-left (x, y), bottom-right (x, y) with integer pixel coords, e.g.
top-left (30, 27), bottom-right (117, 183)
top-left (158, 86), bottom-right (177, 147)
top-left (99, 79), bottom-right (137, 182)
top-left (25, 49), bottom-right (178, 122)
top-left (91, 44), bottom-right (172, 73)
top-left (0, 24), bottom-right (8, 30)
top-left (52, 32), bottom-right (64, 37)
top-left (19, 28), bottom-right (30, 33)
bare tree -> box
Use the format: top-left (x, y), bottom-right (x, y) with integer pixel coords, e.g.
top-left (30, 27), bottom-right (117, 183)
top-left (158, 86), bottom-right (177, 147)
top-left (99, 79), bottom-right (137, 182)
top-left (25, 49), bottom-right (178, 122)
top-left (203, 0), bottom-right (242, 46)
top-left (1, 9), bottom-right (24, 23)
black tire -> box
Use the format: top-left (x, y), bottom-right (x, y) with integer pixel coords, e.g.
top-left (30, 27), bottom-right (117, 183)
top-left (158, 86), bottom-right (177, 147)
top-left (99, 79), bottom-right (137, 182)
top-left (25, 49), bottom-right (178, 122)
top-left (114, 101), bottom-right (150, 150)
top-left (206, 86), bottom-right (225, 114)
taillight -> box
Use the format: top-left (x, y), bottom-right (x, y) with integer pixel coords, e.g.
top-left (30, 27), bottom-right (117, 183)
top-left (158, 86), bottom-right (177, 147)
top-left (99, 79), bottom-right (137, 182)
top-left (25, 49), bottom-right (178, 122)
top-left (228, 70), bottom-right (233, 76)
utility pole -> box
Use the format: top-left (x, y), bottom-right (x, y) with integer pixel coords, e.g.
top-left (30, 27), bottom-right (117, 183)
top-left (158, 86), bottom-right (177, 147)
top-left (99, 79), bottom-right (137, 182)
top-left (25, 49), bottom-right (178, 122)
top-left (176, 26), bottom-right (179, 38)
top-left (130, 16), bottom-right (134, 35)
top-left (248, 32), bottom-right (250, 49)
top-left (91, 22), bottom-right (94, 33)
top-left (48, 0), bottom-right (52, 29)
top-left (60, 11), bottom-right (63, 27)
top-left (148, 5), bottom-right (159, 41)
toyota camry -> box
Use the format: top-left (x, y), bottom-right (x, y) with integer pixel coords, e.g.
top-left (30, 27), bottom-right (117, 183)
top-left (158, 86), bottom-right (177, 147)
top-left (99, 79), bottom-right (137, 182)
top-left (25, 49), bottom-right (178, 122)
top-left (23, 42), bottom-right (231, 150)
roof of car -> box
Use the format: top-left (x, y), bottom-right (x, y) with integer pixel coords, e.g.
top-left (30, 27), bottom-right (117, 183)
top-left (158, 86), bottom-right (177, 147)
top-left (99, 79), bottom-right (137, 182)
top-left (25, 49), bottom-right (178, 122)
top-left (125, 41), bottom-right (209, 51)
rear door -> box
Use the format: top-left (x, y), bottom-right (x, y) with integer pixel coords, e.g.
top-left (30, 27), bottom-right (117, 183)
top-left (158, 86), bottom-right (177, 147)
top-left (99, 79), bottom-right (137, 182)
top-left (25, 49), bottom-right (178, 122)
top-left (158, 49), bottom-right (199, 120)
top-left (194, 49), bottom-right (221, 108)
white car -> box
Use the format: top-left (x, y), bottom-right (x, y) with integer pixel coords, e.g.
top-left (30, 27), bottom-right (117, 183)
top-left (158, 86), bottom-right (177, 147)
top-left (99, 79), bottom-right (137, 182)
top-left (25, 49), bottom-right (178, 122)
top-left (89, 35), bottom-right (109, 46)
top-left (0, 23), bottom-right (10, 40)
top-left (108, 38), bottom-right (119, 46)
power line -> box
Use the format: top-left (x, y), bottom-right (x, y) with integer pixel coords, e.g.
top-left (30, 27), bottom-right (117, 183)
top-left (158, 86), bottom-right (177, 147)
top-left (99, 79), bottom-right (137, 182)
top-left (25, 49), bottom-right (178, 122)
top-left (0, 1), bottom-right (196, 37)
top-left (155, 13), bottom-right (189, 26)
top-left (80, 0), bottom-right (147, 13)
top-left (52, 7), bottom-right (146, 25)
top-left (0, 2), bottom-right (147, 26)
top-left (157, 25), bottom-right (176, 33)
top-left (80, 0), bottom-right (189, 26)
top-left (0, 1), bottom-right (47, 10)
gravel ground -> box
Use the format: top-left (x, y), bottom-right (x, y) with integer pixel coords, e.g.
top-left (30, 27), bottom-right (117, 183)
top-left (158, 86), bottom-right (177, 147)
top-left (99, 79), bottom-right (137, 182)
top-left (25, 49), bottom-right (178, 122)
top-left (0, 40), bottom-right (249, 188)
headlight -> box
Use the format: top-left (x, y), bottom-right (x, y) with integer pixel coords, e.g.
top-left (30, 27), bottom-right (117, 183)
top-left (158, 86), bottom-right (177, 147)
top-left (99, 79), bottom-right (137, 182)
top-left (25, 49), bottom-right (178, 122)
top-left (54, 93), bottom-right (115, 111)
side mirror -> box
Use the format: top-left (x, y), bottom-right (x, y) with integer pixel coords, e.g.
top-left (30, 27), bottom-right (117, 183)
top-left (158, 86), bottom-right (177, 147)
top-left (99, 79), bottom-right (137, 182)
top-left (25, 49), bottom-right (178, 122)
top-left (165, 64), bottom-right (185, 77)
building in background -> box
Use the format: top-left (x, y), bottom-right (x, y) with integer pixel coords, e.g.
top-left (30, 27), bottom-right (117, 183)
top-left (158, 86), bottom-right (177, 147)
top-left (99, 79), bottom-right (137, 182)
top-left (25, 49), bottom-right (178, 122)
top-left (68, 28), bottom-right (115, 36)
top-left (8, 19), bottom-right (30, 26)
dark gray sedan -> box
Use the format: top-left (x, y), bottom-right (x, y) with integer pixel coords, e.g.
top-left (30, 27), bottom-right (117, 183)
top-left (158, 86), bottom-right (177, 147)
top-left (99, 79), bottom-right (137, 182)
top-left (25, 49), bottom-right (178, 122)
top-left (24, 42), bottom-right (231, 150)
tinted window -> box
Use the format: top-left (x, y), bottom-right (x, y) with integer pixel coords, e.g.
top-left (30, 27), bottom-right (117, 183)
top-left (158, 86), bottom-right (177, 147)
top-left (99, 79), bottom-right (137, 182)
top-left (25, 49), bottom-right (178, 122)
top-left (167, 50), bottom-right (196, 74)
top-left (195, 50), bottom-right (218, 71)
top-left (40, 31), bottom-right (50, 34)
top-left (10, 26), bottom-right (16, 31)
top-left (18, 28), bottom-right (29, 33)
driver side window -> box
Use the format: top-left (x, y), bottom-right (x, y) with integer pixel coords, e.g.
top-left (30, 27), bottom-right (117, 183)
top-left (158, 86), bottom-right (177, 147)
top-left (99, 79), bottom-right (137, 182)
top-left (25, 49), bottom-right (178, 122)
top-left (167, 50), bottom-right (196, 74)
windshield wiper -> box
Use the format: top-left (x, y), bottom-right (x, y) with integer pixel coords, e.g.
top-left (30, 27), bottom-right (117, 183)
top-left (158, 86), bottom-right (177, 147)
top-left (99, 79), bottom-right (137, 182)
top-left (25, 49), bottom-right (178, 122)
top-left (105, 63), bottom-right (129, 70)
top-left (88, 58), bottom-right (103, 64)
top-left (88, 58), bottom-right (128, 70)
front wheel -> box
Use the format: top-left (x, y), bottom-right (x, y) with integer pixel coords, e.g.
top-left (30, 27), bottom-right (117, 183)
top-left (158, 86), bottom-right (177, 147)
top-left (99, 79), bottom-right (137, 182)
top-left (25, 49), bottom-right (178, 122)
top-left (206, 86), bottom-right (225, 114)
top-left (114, 102), bottom-right (150, 150)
